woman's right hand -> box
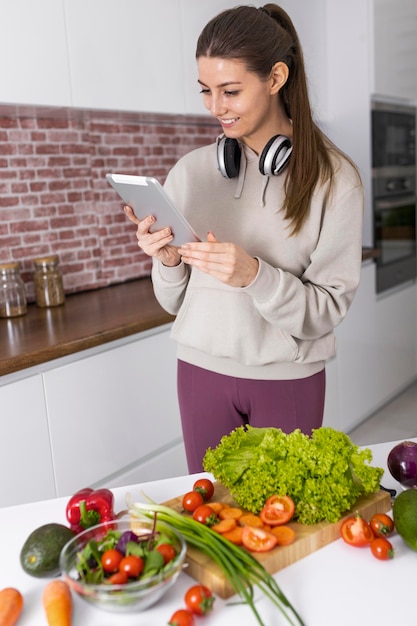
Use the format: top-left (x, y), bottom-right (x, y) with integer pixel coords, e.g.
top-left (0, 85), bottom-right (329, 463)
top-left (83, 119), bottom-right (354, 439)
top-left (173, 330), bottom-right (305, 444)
top-left (124, 205), bottom-right (182, 267)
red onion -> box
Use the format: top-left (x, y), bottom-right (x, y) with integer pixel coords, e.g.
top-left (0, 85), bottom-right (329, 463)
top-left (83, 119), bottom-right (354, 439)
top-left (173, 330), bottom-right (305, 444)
top-left (387, 441), bottom-right (417, 487)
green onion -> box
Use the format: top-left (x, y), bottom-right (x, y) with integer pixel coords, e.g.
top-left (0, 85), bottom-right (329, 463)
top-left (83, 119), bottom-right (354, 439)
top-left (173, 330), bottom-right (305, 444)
top-left (128, 498), bottom-right (305, 626)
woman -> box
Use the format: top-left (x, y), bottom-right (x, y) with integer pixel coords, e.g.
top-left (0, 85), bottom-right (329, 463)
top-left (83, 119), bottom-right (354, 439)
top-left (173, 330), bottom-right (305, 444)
top-left (124, 4), bottom-right (364, 472)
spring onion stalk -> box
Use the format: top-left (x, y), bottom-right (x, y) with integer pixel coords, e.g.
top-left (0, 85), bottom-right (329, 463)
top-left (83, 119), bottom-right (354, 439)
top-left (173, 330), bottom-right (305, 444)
top-left (128, 498), bottom-right (305, 626)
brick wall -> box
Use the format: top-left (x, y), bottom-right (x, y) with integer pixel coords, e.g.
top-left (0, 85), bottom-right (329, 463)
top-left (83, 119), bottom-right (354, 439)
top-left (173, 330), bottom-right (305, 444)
top-left (0, 104), bottom-right (218, 301)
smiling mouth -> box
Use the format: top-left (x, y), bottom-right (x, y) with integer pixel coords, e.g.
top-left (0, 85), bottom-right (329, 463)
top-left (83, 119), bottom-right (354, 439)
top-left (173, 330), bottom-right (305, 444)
top-left (219, 117), bottom-right (239, 127)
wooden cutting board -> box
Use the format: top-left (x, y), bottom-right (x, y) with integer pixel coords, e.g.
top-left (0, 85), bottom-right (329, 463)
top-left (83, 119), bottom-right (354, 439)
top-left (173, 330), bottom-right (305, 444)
top-left (163, 482), bottom-right (391, 598)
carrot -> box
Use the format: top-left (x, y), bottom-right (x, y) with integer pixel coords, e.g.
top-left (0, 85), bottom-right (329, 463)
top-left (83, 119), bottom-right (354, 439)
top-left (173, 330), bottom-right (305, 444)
top-left (239, 513), bottom-right (264, 528)
top-left (222, 526), bottom-right (244, 545)
top-left (211, 518), bottom-right (237, 534)
top-left (270, 525), bottom-right (297, 546)
top-left (219, 507), bottom-right (243, 520)
top-left (0, 588), bottom-right (23, 626)
top-left (42, 580), bottom-right (72, 626)
top-left (206, 502), bottom-right (225, 513)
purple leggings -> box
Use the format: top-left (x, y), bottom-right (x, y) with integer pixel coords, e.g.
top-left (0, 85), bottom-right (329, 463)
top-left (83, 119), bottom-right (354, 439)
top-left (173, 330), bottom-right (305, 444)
top-left (177, 360), bottom-right (326, 473)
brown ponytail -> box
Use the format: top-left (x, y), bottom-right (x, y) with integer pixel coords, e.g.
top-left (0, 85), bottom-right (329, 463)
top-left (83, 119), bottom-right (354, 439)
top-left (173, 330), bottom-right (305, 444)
top-left (196, 3), bottom-right (337, 234)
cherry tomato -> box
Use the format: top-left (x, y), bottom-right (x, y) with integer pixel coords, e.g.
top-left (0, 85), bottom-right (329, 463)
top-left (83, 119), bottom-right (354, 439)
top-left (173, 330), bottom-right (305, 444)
top-left (370, 537), bottom-right (394, 560)
top-left (184, 584), bottom-right (215, 616)
top-left (370, 513), bottom-right (395, 537)
top-left (119, 555), bottom-right (144, 578)
top-left (340, 514), bottom-right (374, 547)
top-left (156, 543), bottom-right (177, 564)
top-left (241, 526), bottom-right (278, 552)
top-left (192, 504), bottom-right (218, 526)
top-left (260, 495), bottom-right (295, 526)
top-left (193, 478), bottom-right (215, 501)
top-left (101, 548), bottom-right (123, 573)
top-left (168, 608), bottom-right (195, 626)
top-left (182, 490), bottom-right (204, 513)
top-left (107, 570), bottom-right (129, 585)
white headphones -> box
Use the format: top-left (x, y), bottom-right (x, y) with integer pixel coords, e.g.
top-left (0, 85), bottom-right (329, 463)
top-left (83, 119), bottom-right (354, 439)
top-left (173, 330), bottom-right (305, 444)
top-left (217, 135), bottom-right (292, 178)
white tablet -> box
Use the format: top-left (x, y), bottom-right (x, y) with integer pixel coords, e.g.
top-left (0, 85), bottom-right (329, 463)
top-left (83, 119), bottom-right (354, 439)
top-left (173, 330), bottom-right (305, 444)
top-left (106, 173), bottom-right (200, 246)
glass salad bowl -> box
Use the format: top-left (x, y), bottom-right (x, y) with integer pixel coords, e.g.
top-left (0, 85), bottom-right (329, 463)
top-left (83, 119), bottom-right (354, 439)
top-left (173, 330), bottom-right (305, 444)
top-left (59, 517), bottom-right (186, 613)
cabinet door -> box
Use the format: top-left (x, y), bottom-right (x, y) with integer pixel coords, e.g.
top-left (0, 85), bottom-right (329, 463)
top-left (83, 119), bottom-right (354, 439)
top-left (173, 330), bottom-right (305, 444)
top-left (0, 0), bottom-right (71, 106)
top-left (43, 329), bottom-right (184, 495)
top-left (0, 376), bottom-right (55, 507)
top-left (373, 0), bottom-right (417, 100)
top-left (65, 0), bottom-right (184, 112)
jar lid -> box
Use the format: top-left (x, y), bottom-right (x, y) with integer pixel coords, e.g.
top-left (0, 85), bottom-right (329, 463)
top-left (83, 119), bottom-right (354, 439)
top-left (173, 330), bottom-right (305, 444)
top-left (0, 262), bottom-right (20, 271)
top-left (33, 255), bottom-right (59, 266)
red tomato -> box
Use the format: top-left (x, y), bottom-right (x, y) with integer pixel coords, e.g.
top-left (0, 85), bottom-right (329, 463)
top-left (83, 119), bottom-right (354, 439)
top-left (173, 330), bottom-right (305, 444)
top-left (107, 570), bottom-right (129, 585)
top-left (370, 537), bottom-right (394, 560)
top-left (101, 548), bottom-right (123, 573)
top-left (241, 526), bottom-right (278, 552)
top-left (340, 514), bottom-right (374, 547)
top-left (119, 555), bottom-right (144, 578)
top-left (193, 478), bottom-right (215, 501)
top-left (260, 495), bottom-right (295, 526)
top-left (156, 543), bottom-right (177, 564)
top-left (168, 609), bottom-right (195, 626)
top-left (370, 513), bottom-right (395, 537)
top-left (192, 504), bottom-right (218, 526)
top-left (184, 584), bottom-right (215, 616)
top-left (182, 490), bottom-right (204, 513)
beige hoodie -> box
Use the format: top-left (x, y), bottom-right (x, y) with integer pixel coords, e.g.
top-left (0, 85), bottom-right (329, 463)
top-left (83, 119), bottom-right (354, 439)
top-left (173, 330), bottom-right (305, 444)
top-left (151, 140), bottom-right (364, 380)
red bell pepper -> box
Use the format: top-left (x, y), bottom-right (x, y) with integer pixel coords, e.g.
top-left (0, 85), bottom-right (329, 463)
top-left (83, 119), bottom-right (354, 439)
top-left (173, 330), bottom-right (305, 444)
top-left (66, 487), bottom-right (115, 533)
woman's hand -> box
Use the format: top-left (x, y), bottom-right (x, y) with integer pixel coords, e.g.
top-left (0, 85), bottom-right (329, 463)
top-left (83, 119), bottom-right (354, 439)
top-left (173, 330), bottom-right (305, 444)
top-left (123, 205), bottom-right (181, 267)
top-left (179, 232), bottom-right (259, 287)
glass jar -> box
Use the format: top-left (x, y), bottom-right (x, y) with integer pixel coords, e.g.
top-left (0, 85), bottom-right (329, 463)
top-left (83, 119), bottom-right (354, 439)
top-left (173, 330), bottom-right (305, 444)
top-left (0, 262), bottom-right (27, 318)
top-left (33, 255), bottom-right (65, 307)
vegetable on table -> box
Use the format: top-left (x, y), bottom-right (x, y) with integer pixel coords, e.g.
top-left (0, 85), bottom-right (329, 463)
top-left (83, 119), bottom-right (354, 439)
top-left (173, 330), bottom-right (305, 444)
top-left (0, 587), bottom-right (23, 626)
top-left (369, 513), bottom-right (395, 538)
top-left (184, 584), bottom-right (214, 616)
top-left (387, 440), bottom-right (417, 488)
top-left (130, 499), bottom-right (306, 626)
top-left (168, 608), bottom-right (195, 626)
top-left (65, 488), bottom-right (115, 533)
top-left (42, 580), bottom-right (72, 626)
top-left (203, 426), bottom-right (384, 525)
top-left (193, 478), bottom-right (214, 501)
top-left (370, 537), bottom-right (394, 560)
top-left (260, 495), bottom-right (295, 526)
top-left (340, 514), bottom-right (374, 547)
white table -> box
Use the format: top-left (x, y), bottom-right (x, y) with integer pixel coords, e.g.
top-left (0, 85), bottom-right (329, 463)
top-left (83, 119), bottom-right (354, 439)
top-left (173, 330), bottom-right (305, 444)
top-left (0, 439), bottom-right (415, 626)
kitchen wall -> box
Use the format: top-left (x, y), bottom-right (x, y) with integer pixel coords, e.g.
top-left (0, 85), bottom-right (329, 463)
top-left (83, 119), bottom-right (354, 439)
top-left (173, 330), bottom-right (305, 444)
top-left (0, 105), bottom-right (217, 299)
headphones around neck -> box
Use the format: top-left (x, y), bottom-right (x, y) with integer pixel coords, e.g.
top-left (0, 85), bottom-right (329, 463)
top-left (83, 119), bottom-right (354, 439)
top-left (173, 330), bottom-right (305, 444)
top-left (217, 134), bottom-right (292, 179)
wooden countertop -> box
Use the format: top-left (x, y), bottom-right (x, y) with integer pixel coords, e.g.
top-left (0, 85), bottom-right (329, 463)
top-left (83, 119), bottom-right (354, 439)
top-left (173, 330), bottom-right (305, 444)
top-left (0, 278), bottom-right (174, 377)
top-left (0, 248), bottom-right (378, 378)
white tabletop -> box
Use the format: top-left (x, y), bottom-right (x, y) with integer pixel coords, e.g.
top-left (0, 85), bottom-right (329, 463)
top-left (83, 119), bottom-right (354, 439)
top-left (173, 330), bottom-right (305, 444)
top-left (0, 439), bottom-right (415, 626)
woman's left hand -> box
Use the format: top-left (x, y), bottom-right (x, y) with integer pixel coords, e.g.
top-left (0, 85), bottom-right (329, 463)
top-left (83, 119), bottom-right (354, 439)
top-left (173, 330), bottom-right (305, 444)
top-left (178, 232), bottom-right (259, 287)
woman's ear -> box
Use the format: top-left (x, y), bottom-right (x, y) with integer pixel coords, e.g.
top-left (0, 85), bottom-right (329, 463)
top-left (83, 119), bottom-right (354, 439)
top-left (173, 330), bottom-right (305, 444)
top-left (270, 62), bottom-right (289, 94)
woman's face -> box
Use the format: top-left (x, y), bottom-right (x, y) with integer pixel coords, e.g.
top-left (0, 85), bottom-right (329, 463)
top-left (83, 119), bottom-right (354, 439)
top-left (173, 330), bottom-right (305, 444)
top-left (197, 56), bottom-right (289, 154)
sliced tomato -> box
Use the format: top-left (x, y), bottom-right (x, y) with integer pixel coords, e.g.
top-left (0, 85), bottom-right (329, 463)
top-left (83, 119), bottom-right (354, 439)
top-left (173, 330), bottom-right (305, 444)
top-left (340, 514), bottom-right (374, 547)
top-left (241, 526), bottom-right (278, 552)
top-left (260, 495), bottom-right (295, 526)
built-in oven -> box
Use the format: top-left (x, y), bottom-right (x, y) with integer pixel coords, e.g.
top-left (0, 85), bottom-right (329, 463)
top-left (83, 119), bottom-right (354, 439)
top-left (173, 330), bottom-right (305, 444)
top-left (371, 100), bottom-right (416, 293)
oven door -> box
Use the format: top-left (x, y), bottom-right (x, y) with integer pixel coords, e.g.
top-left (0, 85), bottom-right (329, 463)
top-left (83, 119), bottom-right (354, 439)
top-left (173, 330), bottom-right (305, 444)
top-left (374, 194), bottom-right (417, 293)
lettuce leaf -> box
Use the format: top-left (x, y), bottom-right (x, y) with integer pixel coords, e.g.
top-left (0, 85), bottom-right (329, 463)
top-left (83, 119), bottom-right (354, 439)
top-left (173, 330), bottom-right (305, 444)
top-left (203, 426), bottom-right (384, 525)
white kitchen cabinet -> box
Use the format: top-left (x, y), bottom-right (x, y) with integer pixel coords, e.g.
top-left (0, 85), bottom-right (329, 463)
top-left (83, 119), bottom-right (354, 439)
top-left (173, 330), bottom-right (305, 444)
top-left (336, 262), bottom-right (417, 433)
top-left (0, 0), bottom-right (71, 106)
top-left (0, 375), bottom-right (56, 507)
top-left (43, 327), bottom-right (185, 496)
top-left (372, 0), bottom-right (417, 102)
